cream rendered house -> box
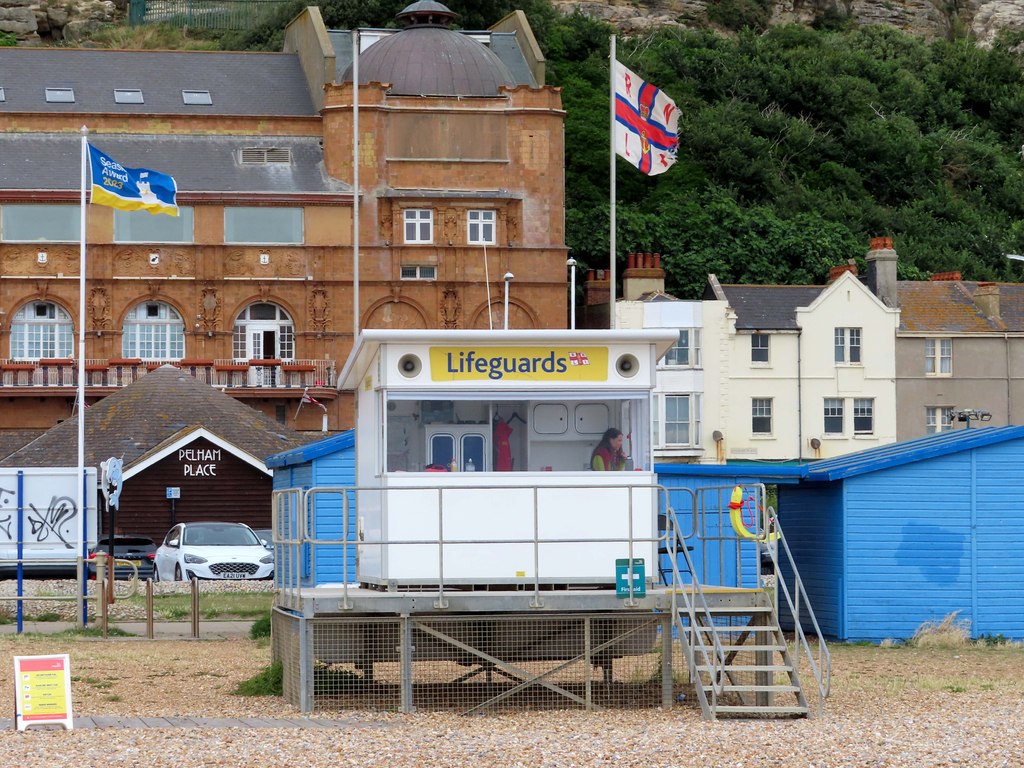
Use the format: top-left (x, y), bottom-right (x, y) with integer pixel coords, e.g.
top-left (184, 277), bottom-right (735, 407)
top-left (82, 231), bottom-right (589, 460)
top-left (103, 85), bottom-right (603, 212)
top-left (702, 269), bottom-right (900, 462)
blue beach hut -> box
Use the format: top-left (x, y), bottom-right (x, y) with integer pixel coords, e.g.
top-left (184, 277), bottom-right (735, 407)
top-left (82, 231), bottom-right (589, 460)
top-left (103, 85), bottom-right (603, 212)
top-left (779, 426), bottom-right (1024, 641)
top-left (266, 430), bottom-right (356, 585)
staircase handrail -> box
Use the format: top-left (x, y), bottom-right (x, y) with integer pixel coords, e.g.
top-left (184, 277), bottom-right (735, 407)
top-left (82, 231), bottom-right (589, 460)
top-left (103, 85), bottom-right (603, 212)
top-left (764, 512), bottom-right (832, 710)
top-left (661, 497), bottom-right (728, 715)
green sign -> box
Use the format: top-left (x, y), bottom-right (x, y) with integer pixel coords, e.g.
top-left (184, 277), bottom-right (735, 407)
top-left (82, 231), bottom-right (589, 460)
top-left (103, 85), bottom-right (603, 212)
top-left (615, 558), bottom-right (646, 598)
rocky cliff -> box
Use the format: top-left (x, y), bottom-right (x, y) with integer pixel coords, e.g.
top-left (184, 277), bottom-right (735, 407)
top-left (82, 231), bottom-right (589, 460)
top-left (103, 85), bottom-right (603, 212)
top-left (2, 0), bottom-right (1024, 46)
top-left (553, 1), bottom-right (1024, 46)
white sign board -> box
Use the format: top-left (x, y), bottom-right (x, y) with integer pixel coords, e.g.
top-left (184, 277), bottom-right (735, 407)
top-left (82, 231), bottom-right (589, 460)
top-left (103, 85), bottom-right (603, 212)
top-left (13, 654), bottom-right (74, 730)
top-left (0, 468), bottom-right (98, 567)
top-left (166, 487), bottom-right (181, 500)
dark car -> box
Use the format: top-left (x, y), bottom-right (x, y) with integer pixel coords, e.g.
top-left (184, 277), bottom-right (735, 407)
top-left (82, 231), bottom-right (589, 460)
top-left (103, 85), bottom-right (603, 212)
top-left (88, 535), bottom-right (157, 581)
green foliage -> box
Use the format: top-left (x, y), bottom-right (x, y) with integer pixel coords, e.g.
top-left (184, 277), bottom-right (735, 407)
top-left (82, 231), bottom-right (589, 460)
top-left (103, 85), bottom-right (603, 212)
top-left (0, 31), bottom-right (17, 47)
top-left (249, 613), bottom-right (272, 639)
top-left (707, 0), bottom-right (772, 33)
top-left (234, 660), bottom-right (283, 696)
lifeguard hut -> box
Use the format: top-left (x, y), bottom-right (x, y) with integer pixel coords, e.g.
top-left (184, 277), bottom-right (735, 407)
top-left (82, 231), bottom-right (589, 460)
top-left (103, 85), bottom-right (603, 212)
top-left (270, 330), bottom-right (829, 719)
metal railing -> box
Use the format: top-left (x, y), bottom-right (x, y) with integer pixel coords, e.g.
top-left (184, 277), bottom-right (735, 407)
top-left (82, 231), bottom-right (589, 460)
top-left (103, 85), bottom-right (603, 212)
top-left (128, 0), bottom-right (292, 29)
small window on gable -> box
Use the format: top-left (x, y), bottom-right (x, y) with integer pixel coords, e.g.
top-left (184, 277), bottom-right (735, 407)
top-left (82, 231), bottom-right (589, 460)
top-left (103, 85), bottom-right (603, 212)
top-left (182, 90), bottom-right (212, 105)
top-left (45, 88), bottom-right (75, 103)
top-left (114, 89), bottom-right (144, 104)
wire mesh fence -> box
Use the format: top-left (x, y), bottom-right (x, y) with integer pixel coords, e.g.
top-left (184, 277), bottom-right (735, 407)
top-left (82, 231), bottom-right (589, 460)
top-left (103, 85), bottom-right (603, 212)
top-left (128, 0), bottom-right (291, 30)
top-left (274, 610), bottom-right (706, 714)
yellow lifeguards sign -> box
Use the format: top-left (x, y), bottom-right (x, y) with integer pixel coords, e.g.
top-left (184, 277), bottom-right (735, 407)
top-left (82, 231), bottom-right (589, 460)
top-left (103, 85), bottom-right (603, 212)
top-left (429, 347), bottom-right (609, 382)
top-left (13, 654), bottom-right (74, 731)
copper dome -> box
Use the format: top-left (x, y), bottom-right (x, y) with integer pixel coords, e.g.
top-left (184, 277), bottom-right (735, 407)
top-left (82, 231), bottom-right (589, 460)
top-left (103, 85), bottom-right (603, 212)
top-left (342, 2), bottom-right (516, 97)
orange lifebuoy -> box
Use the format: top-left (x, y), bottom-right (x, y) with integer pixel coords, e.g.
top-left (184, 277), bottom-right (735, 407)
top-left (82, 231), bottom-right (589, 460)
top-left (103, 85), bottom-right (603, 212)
top-left (729, 485), bottom-right (780, 541)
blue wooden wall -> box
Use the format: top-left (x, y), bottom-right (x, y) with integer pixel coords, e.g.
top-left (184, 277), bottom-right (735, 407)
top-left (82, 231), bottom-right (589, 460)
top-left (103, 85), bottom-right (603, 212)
top-left (786, 437), bottom-right (1024, 641)
top-left (270, 435), bottom-right (356, 586)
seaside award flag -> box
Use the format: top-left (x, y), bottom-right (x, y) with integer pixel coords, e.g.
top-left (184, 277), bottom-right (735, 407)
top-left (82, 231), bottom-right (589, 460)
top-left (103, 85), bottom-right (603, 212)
top-left (614, 61), bottom-right (679, 176)
top-left (88, 144), bottom-right (178, 216)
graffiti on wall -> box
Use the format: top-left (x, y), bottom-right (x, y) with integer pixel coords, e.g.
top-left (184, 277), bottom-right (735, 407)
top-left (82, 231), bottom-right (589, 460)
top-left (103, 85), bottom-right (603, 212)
top-left (0, 470), bottom-right (97, 552)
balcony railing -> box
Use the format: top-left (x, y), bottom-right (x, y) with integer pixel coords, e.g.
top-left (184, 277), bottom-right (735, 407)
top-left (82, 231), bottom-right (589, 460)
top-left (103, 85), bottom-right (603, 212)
top-left (0, 358), bottom-right (335, 390)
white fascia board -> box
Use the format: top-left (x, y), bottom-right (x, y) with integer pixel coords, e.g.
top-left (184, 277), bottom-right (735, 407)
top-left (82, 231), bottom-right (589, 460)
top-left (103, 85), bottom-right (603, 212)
top-left (122, 427), bottom-right (270, 481)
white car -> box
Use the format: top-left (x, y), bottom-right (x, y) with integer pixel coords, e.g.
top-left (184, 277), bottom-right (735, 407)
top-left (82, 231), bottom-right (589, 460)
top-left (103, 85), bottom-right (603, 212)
top-left (154, 522), bottom-right (274, 581)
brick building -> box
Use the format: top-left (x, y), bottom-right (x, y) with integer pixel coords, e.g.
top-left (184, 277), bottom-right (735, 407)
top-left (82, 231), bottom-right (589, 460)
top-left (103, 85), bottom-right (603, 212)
top-left (0, 2), bottom-right (566, 441)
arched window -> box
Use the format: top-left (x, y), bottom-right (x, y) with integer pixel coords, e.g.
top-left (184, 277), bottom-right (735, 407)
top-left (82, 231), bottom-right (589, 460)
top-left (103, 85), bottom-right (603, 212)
top-left (122, 301), bottom-right (185, 360)
top-left (232, 303), bottom-right (294, 361)
top-left (10, 301), bottom-right (73, 360)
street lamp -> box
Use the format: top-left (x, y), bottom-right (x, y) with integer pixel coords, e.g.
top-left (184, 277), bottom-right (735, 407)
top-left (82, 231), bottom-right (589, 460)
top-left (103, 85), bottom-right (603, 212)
top-left (566, 258), bottom-right (577, 330)
top-left (954, 408), bottom-right (992, 428)
top-left (503, 272), bottom-right (514, 330)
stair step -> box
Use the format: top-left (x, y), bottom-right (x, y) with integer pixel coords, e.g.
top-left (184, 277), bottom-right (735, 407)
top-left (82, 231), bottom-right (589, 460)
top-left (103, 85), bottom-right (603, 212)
top-left (714, 707), bottom-right (809, 717)
top-left (716, 644), bottom-right (785, 652)
top-left (704, 605), bottom-right (773, 613)
top-left (688, 626), bottom-right (780, 634)
top-left (704, 684), bottom-right (801, 693)
top-left (698, 664), bottom-right (792, 673)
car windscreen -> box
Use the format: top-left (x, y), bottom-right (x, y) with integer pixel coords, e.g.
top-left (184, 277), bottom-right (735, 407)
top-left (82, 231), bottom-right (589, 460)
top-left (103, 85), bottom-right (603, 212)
top-left (182, 525), bottom-right (260, 547)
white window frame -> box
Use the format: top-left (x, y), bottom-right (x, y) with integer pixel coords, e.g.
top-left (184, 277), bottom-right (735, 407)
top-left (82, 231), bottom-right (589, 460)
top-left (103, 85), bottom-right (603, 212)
top-left (9, 301), bottom-right (74, 360)
top-left (122, 301), bottom-right (185, 361)
top-left (654, 393), bottom-right (701, 448)
top-left (467, 209), bottom-right (496, 245)
top-left (400, 265), bottom-right (437, 280)
top-left (924, 338), bottom-right (952, 376)
top-left (232, 303), bottom-right (295, 361)
top-left (664, 329), bottom-right (701, 367)
top-left (853, 398), bottom-right (874, 435)
top-left (750, 333), bottom-right (770, 365)
top-left (926, 406), bottom-right (954, 434)
top-left (835, 327), bottom-right (862, 364)
top-left (403, 209), bottom-right (433, 244)
top-left (751, 398), bottom-right (773, 436)
top-left (823, 398), bottom-right (844, 435)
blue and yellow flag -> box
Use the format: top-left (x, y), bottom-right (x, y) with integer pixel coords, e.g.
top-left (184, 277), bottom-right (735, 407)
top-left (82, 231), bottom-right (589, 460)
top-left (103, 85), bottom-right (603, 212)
top-left (88, 143), bottom-right (178, 217)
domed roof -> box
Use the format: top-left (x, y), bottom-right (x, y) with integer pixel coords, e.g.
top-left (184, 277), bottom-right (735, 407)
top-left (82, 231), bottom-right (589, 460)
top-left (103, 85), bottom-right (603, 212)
top-left (342, 2), bottom-right (517, 97)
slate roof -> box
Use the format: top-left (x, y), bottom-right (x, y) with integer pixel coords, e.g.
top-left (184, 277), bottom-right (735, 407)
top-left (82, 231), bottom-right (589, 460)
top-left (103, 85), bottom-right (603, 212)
top-left (0, 429), bottom-right (47, 462)
top-left (896, 280), bottom-right (1024, 333)
top-left (711, 285), bottom-right (825, 330)
top-left (0, 49), bottom-right (314, 116)
top-left (0, 134), bottom-right (348, 195)
top-left (0, 366), bottom-right (315, 469)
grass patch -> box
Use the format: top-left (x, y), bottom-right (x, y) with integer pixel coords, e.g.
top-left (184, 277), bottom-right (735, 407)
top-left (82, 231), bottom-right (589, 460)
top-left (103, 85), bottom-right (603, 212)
top-left (50, 626), bottom-right (136, 638)
top-left (249, 613), bottom-right (271, 640)
top-left (31, 612), bottom-right (64, 622)
top-left (909, 612), bottom-right (971, 649)
top-left (118, 591), bottom-right (274, 620)
top-left (234, 661), bottom-right (283, 697)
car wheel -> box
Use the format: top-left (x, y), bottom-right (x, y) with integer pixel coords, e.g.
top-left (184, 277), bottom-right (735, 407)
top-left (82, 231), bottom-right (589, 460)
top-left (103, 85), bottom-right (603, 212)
top-left (174, 564), bottom-right (183, 581)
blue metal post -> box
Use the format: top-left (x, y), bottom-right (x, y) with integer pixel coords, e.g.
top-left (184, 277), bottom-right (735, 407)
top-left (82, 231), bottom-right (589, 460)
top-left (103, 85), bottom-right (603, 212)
top-left (16, 470), bottom-right (24, 634)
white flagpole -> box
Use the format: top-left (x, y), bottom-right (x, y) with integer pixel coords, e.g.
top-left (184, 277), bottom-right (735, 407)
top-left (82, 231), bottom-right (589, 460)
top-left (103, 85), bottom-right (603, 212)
top-left (483, 243), bottom-right (493, 330)
top-left (609, 35), bottom-right (617, 330)
top-left (352, 30), bottom-right (360, 341)
top-left (77, 125), bottom-right (88, 625)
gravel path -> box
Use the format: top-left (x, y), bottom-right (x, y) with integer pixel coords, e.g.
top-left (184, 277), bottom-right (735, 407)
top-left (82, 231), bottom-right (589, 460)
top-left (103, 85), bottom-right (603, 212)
top-left (0, 634), bottom-right (1019, 767)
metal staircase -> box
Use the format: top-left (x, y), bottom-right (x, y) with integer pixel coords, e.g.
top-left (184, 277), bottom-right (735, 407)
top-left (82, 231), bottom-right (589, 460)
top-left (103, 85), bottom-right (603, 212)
top-left (660, 484), bottom-right (831, 720)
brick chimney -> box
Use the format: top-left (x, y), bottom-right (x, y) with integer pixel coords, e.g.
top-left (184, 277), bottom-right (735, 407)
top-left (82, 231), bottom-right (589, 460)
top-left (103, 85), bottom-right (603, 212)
top-left (622, 252), bottom-right (666, 300)
top-left (866, 237), bottom-right (898, 308)
top-left (827, 261), bottom-right (858, 284)
top-left (930, 271), bottom-right (962, 281)
top-left (582, 269), bottom-right (610, 329)
top-left (974, 282), bottom-right (1000, 320)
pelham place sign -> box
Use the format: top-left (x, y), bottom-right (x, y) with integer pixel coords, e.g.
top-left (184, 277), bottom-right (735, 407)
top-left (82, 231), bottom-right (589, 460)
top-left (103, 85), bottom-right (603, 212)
top-left (178, 447), bottom-right (221, 477)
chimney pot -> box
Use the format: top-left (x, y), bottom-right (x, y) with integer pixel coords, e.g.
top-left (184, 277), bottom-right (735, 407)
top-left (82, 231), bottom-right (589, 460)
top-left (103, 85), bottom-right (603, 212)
top-left (654, 253), bottom-right (661, 268)
top-left (929, 271), bottom-right (962, 282)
